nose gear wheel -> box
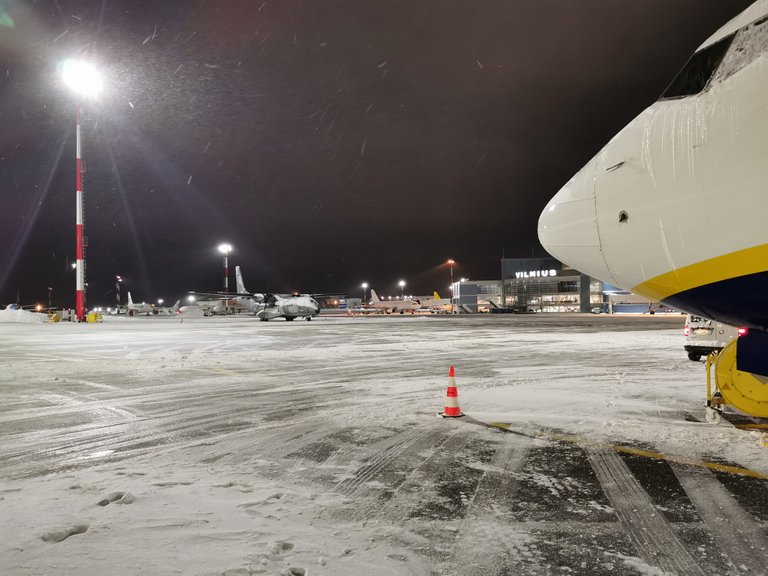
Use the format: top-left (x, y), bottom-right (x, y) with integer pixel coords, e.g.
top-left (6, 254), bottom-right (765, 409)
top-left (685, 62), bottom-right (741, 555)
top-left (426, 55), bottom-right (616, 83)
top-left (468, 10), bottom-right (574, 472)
top-left (709, 340), bottom-right (768, 419)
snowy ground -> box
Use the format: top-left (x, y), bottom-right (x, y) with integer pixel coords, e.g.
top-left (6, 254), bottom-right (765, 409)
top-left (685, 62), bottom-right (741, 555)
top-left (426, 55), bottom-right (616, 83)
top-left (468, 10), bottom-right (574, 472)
top-left (1, 313), bottom-right (766, 576)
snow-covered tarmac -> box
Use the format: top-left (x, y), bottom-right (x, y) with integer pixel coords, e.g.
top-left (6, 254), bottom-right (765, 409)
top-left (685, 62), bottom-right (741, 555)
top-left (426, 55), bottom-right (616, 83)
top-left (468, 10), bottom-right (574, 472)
top-left (1, 313), bottom-right (766, 575)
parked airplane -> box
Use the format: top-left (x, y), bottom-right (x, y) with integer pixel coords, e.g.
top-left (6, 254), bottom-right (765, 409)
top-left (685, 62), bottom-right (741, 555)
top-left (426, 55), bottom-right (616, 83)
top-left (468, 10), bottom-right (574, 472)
top-left (538, 1), bottom-right (768, 419)
top-left (369, 289), bottom-right (420, 313)
top-left (187, 266), bottom-right (319, 321)
top-left (153, 300), bottom-right (180, 315)
top-left (255, 293), bottom-right (320, 321)
top-left (418, 291), bottom-right (451, 312)
top-left (127, 292), bottom-right (153, 316)
top-left (235, 266), bottom-right (319, 321)
top-left (180, 295), bottom-right (236, 316)
top-left (232, 265), bottom-right (264, 313)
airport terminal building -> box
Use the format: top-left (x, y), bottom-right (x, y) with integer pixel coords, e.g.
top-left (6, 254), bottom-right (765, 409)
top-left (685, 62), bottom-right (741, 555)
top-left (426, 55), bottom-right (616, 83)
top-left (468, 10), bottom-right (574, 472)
top-left (317, 256), bottom-right (660, 314)
top-left (452, 257), bottom-right (605, 313)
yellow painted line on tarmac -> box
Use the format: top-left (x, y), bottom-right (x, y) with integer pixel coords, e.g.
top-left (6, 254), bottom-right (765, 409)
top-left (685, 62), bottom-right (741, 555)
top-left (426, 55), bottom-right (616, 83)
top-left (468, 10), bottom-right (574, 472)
top-left (489, 422), bottom-right (767, 480)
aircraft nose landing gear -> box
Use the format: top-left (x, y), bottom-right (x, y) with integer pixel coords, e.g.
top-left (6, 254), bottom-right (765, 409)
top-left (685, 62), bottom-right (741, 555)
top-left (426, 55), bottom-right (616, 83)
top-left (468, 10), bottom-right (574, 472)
top-left (705, 338), bottom-right (768, 425)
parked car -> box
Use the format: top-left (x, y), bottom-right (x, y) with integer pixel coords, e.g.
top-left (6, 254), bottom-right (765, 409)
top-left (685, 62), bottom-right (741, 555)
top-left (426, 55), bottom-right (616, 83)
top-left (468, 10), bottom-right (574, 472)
top-left (683, 314), bottom-right (747, 361)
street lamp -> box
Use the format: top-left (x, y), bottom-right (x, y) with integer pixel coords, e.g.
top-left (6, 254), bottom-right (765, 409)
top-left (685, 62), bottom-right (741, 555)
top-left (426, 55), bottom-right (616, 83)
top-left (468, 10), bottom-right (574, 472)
top-left (218, 243), bottom-right (233, 315)
top-left (361, 282), bottom-right (368, 305)
top-left (60, 59), bottom-right (102, 322)
top-left (447, 259), bottom-right (455, 313)
top-left (398, 280), bottom-right (406, 299)
top-left (115, 275), bottom-right (122, 314)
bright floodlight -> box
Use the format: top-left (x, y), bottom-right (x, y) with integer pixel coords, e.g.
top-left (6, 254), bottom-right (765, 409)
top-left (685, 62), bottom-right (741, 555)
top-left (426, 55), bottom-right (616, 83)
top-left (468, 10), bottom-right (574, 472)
top-left (218, 243), bottom-right (233, 254)
top-left (60, 59), bottom-right (103, 98)
top-left (361, 282), bottom-right (368, 289)
top-left (398, 280), bottom-right (406, 288)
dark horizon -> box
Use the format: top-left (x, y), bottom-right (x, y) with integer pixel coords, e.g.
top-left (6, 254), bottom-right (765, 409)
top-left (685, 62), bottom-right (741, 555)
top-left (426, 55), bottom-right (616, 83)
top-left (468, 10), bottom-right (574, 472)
top-left (0, 1), bottom-right (755, 308)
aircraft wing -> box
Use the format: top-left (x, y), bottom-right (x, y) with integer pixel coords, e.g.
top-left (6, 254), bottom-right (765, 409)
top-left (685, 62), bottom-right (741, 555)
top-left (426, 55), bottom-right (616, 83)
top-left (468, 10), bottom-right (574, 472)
top-left (187, 291), bottom-right (262, 300)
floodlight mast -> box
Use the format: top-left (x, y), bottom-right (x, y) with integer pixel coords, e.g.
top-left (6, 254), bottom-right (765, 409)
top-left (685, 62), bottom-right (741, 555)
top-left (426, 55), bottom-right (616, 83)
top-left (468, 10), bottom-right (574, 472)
top-left (218, 243), bottom-right (233, 315)
top-left (61, 59), bottom-right (102, 322)
top-left (75, 103), bottom-right (85, 321)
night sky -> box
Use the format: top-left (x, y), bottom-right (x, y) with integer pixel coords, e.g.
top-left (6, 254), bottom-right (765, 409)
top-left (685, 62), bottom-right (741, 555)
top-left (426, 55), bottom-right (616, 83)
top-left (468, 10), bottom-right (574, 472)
top-left (0, 1), bottom-right (755, 307)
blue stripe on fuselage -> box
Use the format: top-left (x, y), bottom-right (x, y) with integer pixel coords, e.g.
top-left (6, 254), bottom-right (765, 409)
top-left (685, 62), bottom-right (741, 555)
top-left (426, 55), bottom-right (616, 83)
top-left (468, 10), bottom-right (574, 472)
top-left (662, 270), bottom-right (768, 330)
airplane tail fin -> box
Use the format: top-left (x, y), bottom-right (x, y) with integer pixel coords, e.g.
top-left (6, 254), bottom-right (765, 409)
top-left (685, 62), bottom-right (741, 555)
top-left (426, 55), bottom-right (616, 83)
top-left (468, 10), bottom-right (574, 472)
top-left (434, 291), bottom-right (441, 300)
top-left (128, 292), bottom-right (134, 306)
top-left (370, 289), bottom-right (381, 302)
top-left (171, 300), bottom-right (180, 312)
top-left (235, 266), bottom-right (247, 294)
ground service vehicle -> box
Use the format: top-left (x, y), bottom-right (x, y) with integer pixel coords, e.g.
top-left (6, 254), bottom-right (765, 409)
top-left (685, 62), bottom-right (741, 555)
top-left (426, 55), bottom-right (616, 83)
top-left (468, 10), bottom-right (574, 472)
top-left (683, 315), bottom-right (746, 361)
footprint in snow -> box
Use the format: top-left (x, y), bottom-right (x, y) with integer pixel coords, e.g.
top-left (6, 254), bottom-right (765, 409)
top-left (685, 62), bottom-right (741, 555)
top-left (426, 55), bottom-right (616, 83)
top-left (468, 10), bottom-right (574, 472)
top-left (41, 524), bottom-right (89, 543)
top-left (214, 481), bottom-right (253, 493)
top-left (238, 493), bottom-right (284, 508)
top-left (271, 541), bottom-right (295, 555)
top-left (97, 491), bottom-right (135, 506)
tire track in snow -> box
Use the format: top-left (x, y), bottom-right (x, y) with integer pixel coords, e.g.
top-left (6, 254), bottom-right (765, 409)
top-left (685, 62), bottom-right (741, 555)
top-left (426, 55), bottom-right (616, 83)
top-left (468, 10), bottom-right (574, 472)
top-left (586, 444), bottom-right (707, 576)
top-left (670, 462), bottom-right (768, 574)
top-left (334, 424), bottom-right (448, 497)
top-left (449, 431), bottom-right (537, 576)
top-left (0, 384), bottom-right (350, 479)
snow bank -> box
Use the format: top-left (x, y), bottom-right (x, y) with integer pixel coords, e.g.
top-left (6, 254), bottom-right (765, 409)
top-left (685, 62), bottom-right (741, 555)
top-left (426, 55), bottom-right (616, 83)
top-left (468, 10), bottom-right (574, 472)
top-left (0, 309), bottom-right (47, 324)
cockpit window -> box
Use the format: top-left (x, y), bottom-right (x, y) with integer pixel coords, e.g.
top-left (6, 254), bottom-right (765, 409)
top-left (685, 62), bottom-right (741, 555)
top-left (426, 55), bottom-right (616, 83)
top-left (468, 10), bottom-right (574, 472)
top-left (660, 35), bottom-right (734, 100)
top-left (711, 16), bottom-right (768, 86)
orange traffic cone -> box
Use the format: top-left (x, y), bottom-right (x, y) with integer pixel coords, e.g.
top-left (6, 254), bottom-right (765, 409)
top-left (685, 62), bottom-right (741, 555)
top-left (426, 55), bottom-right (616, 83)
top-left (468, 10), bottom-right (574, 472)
top-left (440, 365), bottom-right (464, 418)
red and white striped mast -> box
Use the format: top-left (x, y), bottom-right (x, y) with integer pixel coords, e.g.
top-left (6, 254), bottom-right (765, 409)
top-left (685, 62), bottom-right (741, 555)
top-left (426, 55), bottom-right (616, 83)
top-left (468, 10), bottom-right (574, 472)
top-left (75, 103), bottom-right (86, 321)
top-left (60, 60), bottom-right (102, 322)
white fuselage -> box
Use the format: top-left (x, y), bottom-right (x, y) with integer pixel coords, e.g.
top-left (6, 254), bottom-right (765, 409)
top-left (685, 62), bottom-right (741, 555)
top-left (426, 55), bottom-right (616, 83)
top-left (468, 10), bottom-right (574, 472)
top-left (255, 295), bottom-right (320, 321)
top-left (127, 292), bottom-right (153, 315)
top-left (369, 289), bottom-right (420, 313)
top-left (538, 1), bottom-right (768, 330)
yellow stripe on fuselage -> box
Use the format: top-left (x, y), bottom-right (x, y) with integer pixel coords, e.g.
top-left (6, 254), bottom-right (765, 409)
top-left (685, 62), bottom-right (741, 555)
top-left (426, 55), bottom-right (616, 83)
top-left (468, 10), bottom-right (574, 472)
top-left (631, 243), bottom-right (768, 302)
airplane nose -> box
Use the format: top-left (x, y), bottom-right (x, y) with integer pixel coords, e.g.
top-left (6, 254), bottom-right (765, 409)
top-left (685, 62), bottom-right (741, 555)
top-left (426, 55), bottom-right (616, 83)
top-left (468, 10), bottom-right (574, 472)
top-left (537, 157), bottom-right (613, 282)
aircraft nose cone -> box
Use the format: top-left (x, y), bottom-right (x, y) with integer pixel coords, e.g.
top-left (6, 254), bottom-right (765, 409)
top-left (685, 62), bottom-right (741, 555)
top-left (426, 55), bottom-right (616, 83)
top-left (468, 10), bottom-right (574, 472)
top-left (537, 157), bottom-right (613, 282)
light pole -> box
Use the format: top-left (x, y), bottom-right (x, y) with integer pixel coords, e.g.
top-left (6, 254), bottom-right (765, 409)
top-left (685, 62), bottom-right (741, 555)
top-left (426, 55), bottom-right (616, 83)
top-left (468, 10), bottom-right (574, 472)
top-left (398, 280), bottom-right (406, 299)
top-left (361, 282), bottom-right (368, 305)
top-left (218, 243), bottom-right (233, 314)
top-left (447, 259), bottom-right (455, 313)
top-left (60, 59), bottom-right (102, 322)
top-left (115, 275), bottom-right (122, 314)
